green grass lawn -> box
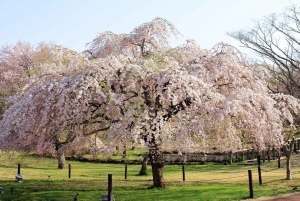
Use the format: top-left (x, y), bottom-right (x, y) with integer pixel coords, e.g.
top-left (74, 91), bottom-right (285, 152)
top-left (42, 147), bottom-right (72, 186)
top-left (0, 153), bottom-right (300, 200)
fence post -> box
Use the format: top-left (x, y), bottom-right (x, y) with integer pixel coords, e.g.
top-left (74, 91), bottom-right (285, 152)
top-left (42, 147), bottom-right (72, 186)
top-left (17, 164), bottom-right (21, 174)
top-left (248, 170), bottom-right (254, 199)
top-left (69, 164), bottom-right (71, 179)
top-left (247, 150), bottom-right (250, 160)
top-left (108, 174), bottom-right (112, 201)
top-left (277, 149), bottom-right (281, 168)
top-left (125, 163), bottom-right (128, 180)
top-left (182, 165), bottom-right (185, 181)
top-left (258, 166), bottom-right (262, 185)
top-left (257, 154), bottom-right (261, 166)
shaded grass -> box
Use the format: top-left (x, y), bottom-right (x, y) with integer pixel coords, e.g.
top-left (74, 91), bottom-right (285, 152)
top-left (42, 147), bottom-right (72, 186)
top-left (0, 153), bottom-right (300, 200)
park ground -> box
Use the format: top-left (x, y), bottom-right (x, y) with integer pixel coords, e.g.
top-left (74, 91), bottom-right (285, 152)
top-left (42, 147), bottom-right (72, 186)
top-left (1, 151), bottom-right (300, 200)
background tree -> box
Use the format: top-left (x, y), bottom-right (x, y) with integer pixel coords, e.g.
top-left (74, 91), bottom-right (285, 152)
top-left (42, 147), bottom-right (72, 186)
top-left (229, 4), bottom-right (300, 180)
top-left (0, 42), bottom-right (92, 168)
top-left (228, 4), bottom-right (300, 98)
top-left (0, 41), bottom-right (90, 115)
top-left (0, 41), bottom-right (34, 120)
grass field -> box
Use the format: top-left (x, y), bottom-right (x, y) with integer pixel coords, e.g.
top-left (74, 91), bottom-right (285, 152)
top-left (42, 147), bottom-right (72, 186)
top-left (1, 153), bottom-right (300, 200)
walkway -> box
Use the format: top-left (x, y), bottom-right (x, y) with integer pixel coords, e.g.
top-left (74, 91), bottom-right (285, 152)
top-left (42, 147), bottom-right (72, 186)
top-left (253, 193), bottom-right (300, 201)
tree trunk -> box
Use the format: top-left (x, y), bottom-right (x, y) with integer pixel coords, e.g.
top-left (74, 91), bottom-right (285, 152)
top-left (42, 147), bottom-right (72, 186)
top-left (122, 145), bottom-right (126, 159)
top-left (131, 141), bottom-right (135, 150)
top-left (286, 155), bottom-right (292, 180)
top-left (228, 152), bottom-right (233, 164)
top-left (283, 138), bottom-right (294, 180)
top-left (149, 148), bottom-right (165, 188)
top-left (139, 153), bottom-right (149, 175)
top-left (57, 149), bottom-right (66, 169)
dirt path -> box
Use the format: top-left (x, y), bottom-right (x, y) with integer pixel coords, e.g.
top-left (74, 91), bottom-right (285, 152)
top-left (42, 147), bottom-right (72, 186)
top-left (252, 193), bottom-right (300, 201)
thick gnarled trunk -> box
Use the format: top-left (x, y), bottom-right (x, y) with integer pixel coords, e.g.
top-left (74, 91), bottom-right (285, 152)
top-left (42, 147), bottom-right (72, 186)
top-left (149, 148), bottom-right (165, 188)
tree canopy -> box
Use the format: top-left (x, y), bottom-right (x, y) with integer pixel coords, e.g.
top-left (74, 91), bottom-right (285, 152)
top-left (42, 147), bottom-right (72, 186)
top-left (1, 17), bottom-right (300, 187)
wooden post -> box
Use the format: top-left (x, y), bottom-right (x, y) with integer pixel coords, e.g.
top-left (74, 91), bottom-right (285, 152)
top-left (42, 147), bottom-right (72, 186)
top-left (108, 174), bottom-right (112, 201)
top-left (125, 164), bottom-right (128, 180)
top-left (294, 142), bottom-right (297, 152)
top-left (257, 154), bottom-right (261, 166)
top-left (69, 164), bottom-right (71, 178)
top-left (247, 150), bottom-right (250, 160)
top-left (278, 150), bottom-right (281, 168)
top-left (182, 165), bottom-right (185, 181)
top-left (258, 166), bottom-right (262, 185)
top-left (248, 170), bottom-right (254, 199)
top-left (17, 164), bottom-right (20, 174)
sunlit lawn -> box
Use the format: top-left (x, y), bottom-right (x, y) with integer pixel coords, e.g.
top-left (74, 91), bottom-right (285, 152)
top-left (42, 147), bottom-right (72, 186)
top-left (0, 152), bottom-right (300, 200)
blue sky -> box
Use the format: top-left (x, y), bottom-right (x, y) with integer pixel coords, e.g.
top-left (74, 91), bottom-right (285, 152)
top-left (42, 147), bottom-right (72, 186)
top-left (1, 0), bottom-right (300, 56)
